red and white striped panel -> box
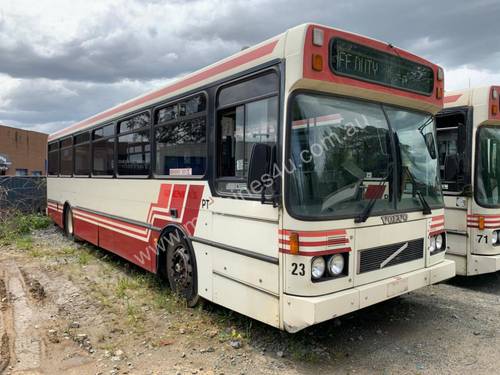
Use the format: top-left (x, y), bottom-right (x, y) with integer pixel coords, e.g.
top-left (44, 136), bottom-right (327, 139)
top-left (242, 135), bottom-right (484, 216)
top-left (279, 229), bottom-right (351, 256)
top-left (429, 215), bottom-right (445, 236)
top-left (47, 201), bottom-right (62, 213)
top-left (291, 113), bottom-right (343, 130)
top-left (467, 214), bottom-right (500, 229)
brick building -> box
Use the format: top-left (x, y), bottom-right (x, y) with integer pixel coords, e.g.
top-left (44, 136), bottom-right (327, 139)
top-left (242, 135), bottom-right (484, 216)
top-left (0, 124), bottom-right (48, 176)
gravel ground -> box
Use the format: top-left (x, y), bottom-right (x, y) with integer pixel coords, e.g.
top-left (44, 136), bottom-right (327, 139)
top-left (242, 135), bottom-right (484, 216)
top-left (0, 226), bottom-right (499, 374)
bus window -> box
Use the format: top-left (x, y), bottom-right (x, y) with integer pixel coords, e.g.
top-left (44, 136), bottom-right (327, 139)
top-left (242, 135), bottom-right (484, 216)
top-left (216, 73), bottom-right (278, 195)
top-left (48, 142), bottom-right (59, 176)
top-left (74, 132), bottom-right (90, 175)
top-left (92, 124), bottom-right (115, 176)
top-left (436, 112), bottom-right (467, 192)
top-left (154, 94), bottom-right (207, 177)
top-left (60, 137), bottom-right (73, 176)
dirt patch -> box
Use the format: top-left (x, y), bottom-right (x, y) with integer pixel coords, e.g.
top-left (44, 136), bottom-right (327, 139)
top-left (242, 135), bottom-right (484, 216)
top-left (0, 332), bottom-right (10, 373)
top-left (0, 278), bottom-right (8, 311)
top-left (20, 269), bottom-right (46, 301)
top-left (0, 226), bottom-right (499, 374)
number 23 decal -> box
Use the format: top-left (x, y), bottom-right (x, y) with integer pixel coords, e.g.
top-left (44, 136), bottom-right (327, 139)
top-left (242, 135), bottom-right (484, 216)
top-left (291, 262), bottom-right (305, 276)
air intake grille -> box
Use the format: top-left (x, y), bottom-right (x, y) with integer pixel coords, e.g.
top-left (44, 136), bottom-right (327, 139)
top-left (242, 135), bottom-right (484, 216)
top-left (358, 238), bottom-right (424, 274)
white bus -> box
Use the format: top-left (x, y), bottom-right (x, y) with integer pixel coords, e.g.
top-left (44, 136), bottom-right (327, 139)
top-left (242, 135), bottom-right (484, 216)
top-left (47, 23), bottom-right (454, 332)
top-left (437, 86), bottom-right (500, 276)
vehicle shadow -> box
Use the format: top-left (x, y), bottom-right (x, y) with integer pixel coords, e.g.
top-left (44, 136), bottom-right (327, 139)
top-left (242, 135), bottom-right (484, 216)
top-left (445, 272), bottom-right (500, 295)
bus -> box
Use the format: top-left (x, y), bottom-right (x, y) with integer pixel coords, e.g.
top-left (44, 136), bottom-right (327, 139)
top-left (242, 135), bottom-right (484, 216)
top-left (47, 23), bottom-right (455, 332)
top-left (437, 86), bottom-right (500, 276)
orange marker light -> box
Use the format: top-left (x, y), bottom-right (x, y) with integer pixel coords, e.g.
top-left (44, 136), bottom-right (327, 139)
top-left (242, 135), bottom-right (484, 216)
top-left (436, 87), bottom-right (443, 99)
top-left (492, 104), bottom-right (498, 116)
top-left (478, 216), bottom-right (485, 230)
top-left (312, 54), bottom-right (323, 72)
top-left (289, 232), bottom-right (300, 255)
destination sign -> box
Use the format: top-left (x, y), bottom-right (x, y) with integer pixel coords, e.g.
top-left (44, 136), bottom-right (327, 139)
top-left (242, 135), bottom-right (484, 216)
top-left (330, 38), bottom-right (434, 95)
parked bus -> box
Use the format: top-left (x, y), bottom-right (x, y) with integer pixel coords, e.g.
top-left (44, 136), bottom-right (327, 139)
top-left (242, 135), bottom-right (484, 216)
top-left (437, 86), bottom-right (500, 276)
top-left (47, 23), bottom-right (454, 332)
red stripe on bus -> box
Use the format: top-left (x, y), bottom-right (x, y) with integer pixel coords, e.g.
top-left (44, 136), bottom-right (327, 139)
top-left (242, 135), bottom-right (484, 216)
top-left (49, 40), bottom-right (279, 141)
top-left (429, 229), bottom-right (445, 237)
top-left (431, 215), bottom-right (444, 221)
top-left (279, 229), bottom-right (347, 237)
top-left (279, 238), bottom-right (349, 247)
top-left (444, 94), bottom-right (462, 104)
top-left (279, 247), bottom-right (351, 256)
top-left (181, 185), bottom-right (205, 236)
top-left (430, 222), bottom-right (444, 229)
top-left (74, 208), bottom-right (147, 235)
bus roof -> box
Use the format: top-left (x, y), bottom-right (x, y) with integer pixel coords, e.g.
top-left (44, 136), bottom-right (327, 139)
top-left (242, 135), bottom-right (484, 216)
top-left (49, 23), bottom-right (443, 142)
top-left (444, 85), bottom-right (500, 123)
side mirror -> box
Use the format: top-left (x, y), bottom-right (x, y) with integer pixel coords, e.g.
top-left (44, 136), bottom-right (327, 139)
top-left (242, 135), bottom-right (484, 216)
top-left (444, 154), bottom-right (459, 181)
top-left (247, 143), bottom-right (272, 194)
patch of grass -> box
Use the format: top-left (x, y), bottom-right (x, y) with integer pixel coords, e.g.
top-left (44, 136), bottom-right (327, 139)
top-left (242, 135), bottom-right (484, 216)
top-left (0, 211), bottom-right (51, 245)
top-left (78, 251), bottom-right (91, 265)
top-left (15, 236), bottom-right (34, 251)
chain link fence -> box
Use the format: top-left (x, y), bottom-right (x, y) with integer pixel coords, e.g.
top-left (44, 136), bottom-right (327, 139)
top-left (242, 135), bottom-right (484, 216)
top-left (0, 177), bottom-right (47, 217)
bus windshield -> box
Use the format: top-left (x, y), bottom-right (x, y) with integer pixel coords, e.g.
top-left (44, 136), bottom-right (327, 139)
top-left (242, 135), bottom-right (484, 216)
top-left (476, 127), bottom-right (500, 206)
top-left (287, 93), bottom-right (442, 219)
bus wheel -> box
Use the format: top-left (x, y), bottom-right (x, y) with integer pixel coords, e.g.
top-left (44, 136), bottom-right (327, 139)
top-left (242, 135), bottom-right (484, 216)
top-left (64, 206), bottom-right (75, 240)
top-left (166, 236), bottom-right (199, 307)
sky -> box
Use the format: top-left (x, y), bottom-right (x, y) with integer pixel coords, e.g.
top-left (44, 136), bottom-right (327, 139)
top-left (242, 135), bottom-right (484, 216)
top-left (0, 0), bottom-right (499, 134)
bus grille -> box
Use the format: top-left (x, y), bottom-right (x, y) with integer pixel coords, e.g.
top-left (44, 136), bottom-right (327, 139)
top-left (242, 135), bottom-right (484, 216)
top-left (358, 238), bottom-right (424, 274)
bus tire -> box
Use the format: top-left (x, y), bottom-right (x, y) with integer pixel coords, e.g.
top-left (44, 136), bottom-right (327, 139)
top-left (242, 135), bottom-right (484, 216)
top-left (64, 205), bottom-right (75, 241)
top-left (165, 232), bottom-right (199, 307)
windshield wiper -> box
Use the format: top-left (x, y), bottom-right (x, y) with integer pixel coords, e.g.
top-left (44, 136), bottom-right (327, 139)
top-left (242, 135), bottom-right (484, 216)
top-left (415, 189), bottom-right (432, 215)
top-left (393, 133), bottom-right (432, 215)
top-left (354, 163), bottom-right (393, 224)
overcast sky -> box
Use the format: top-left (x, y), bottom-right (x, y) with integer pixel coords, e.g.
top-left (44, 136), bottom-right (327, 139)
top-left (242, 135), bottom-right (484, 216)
top-left (1, 0), bottom-right (499, 134)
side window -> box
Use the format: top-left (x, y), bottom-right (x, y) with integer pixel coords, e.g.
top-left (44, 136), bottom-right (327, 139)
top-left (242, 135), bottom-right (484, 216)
top-left (117, 112), bottom-right (151, 176)
top-left (92, 124), bottom-right (115, 176)
top-left (436, 112), bottom-right (467, 192)
top-left (74, 132), bottom-right (90, 175)
top-left (216, 72), bottom-right (279, 195)
top-left (48, 142), bottom-right (59, 176)
top-left (60, 138), bottom-right (73, 175)
top-left (154, 94), bottom-right (207, 176)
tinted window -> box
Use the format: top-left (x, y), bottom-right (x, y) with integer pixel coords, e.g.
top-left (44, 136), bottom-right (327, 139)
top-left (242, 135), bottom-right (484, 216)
top-left (119, 112), bottom-right (150, 133)
top-left (75, 143), bottom-right (90, 175)
top-left (48, 151), bottom-right (59, 175)
top-left (117, 130), bottom-right (151, 175)
top-left (93, 124), bottom-right (115, 140)
top-left (156, 104), bottom-right (178, 124)
top-left (218, 73), bottom-right (278, 108)
top-left (48, 143), bottom-right (59, 152)
top-left (61, 138), bottom-right (72, 148)
top-left (155, 117), bottom-right (206, 176)
top-left (60, 147), bottom-right (73, 175)
top-left (75, 132), bottom-right (90, 144)
top-left (93, 138), bottom-right (115, 175)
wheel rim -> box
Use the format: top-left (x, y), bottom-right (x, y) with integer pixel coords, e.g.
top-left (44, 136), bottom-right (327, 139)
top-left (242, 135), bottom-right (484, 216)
top-left (170, 245), bottom-right (193, 292)
top-left (66, 209), bottom-right (73, 235)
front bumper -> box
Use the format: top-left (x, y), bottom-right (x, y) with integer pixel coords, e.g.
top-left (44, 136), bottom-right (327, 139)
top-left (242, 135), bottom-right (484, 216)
top-left (468, 254), bottom-right (500, 276)
top-left (282, 260), bottom-right (455, 332)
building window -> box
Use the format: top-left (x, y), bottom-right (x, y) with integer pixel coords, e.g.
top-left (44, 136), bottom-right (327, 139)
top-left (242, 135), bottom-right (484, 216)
top-left (92, 124), bottom-right (115, 176)
top-left (48, 142), bottom-right (59, 175)
top-left (16, 169), bottom-right (28, 176)
top-left (74, 132), bottom-right (90, 175)
top-left (154, 94), bottom-right (207, 176)
top-left (216, 72), bottom-right (279, 194)
top-left (32, 171), bottom-right (42, 176)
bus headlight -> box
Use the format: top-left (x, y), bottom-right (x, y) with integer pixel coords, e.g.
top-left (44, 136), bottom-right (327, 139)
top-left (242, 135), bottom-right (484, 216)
top-left (492, 231), bottom-right (499, 245)
top-left (327, 254), bottom-right (345, 276)
top-left (429, 236), bottom-right (436, 252)
top-left (435, 234), bottom-right (444, 250)
top-left (311, 257), bottom-right (326, 280)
